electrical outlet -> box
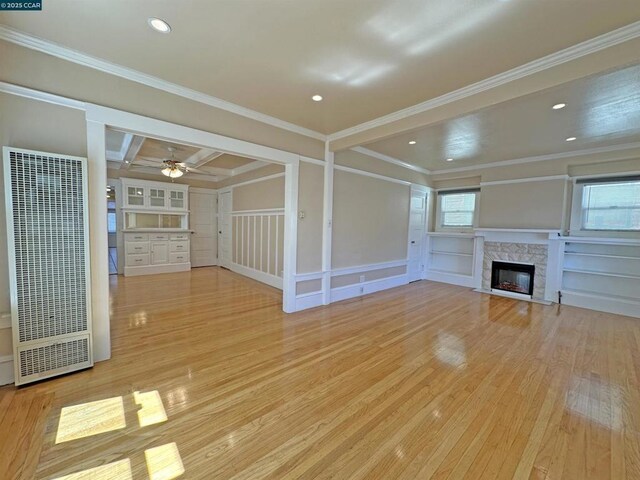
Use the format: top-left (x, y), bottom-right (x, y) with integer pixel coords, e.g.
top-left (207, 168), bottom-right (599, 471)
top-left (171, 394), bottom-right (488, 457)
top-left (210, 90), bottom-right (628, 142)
top-left (359, 275), bottom-right (365, 283)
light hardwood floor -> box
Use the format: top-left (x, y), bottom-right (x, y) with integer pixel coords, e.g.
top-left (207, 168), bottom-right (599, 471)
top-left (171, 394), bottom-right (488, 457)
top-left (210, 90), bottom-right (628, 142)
top-left (1, 266), bottom-right (639, 479)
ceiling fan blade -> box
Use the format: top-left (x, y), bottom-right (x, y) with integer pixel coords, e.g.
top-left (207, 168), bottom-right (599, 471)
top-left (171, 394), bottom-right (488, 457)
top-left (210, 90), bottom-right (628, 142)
top-left (180, 165), bottom-right (207, 174)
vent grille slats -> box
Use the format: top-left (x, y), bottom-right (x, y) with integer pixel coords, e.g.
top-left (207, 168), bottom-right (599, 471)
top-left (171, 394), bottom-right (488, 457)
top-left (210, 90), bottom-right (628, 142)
top-left (10, 151), bottom-right (88, 342)
top-left (19, 337), bottom-right (90, 378)
top-left (5, 148), bottom-right (93, 385)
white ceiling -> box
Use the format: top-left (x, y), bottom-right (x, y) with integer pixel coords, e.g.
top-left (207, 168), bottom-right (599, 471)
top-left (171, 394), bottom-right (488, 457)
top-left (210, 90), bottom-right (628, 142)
top-left (363, 63), bottom-right (640, 171)
top-left (2, 0), bottom-right (640, 133)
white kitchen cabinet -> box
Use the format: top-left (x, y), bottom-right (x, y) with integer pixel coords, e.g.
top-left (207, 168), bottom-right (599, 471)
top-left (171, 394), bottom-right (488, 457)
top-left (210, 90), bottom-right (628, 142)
top-left (124, 232), bottom-right (191, 276)
top-left (121, 179), bottom-right (192, 276)
top-left (121, 178), bottom-right (188, 212)
top-left (169, 190), bottom-right (186, 209)
top-left (126, 185), bottom-right (146, 207)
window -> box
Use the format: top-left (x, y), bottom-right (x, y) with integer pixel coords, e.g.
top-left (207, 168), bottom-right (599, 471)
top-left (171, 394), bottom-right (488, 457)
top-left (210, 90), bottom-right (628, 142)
top-left (107, 213), bottom-right (117, 233)
top-left (107, 200), bottom-right (117, 234)
top-left (437, 189), bottom-right (479, 230)
top-left (577, 177), bottom-right (640, 231)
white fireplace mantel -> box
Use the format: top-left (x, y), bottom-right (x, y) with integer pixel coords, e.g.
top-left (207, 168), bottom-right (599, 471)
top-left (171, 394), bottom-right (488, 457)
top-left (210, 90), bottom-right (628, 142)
top-left (474, 228), bottom-right (562, 245)
top-left (470, 228), bottom-right (564, 303)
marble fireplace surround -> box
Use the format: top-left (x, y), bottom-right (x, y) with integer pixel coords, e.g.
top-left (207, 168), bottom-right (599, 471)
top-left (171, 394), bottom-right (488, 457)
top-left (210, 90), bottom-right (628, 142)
top-left (482, 242), bottom-right (548, 300)
top-left (473, 229), bottom-right (563, 303)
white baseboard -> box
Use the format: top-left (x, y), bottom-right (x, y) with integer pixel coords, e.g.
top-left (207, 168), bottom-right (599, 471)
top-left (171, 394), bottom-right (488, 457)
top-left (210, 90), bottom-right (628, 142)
top-left (230, 263), bottom-right (283, 289)
top-left (294, 291), bottom-right (323, 311)
top-left (424, 269), bottom-right (476, 288)
top-left (0, 355), bottom-right (14, 386)
top-left (330, 274), bottom-right (408, 303)
top-left (124, 263), bottom-right (191, 277)
top-left (561, 290), bottom-right (640, 319)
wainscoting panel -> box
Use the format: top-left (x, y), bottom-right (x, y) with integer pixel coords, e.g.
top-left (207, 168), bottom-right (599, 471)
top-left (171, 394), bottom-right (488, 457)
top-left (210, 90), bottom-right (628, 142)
top-left (231, 209), bottom-right (284, 288)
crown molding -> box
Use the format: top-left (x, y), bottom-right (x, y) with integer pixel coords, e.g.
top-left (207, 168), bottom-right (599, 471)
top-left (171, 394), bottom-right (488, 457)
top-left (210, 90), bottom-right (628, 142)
top-left (327, 21), bottom-right (640, 142)
top-left (480, 175), bottom-right (570, 186)
top-left (0, 80), bottom-right (85, 110)
top-left (0, 24), bottom-right (326, 141)
top-left (351, 146), bottom-right (431, 174)
top-left (432, 142), bottom-right (640, 175)
top-left (231, 160), bottom-right (269, 176)
top-left (334, 164), bottom-right (412, 186)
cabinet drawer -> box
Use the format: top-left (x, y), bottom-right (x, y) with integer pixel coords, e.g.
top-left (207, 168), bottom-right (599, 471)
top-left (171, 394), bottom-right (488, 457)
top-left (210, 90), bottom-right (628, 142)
top-left (125, 242), bottom-right (149, 254)
top-left (170, 241), bottom-right (189, 252)
top-left (170, 252), bottom-right (190, 264)
top-left (170, 233), bottom-right (190, 241)
top-left (125, 233), bottom-right (149, 242)
top-left (149, 233), bottom-right (169, 241)
top-left (126, 253), bottom-right (150, 266)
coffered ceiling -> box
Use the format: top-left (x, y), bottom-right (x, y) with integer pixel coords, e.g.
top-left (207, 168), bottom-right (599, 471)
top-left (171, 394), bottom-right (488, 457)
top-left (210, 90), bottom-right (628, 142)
top-left (105, 131), bottom-right (262, 182)
top-left (2, 0), bottom-right (640, 134)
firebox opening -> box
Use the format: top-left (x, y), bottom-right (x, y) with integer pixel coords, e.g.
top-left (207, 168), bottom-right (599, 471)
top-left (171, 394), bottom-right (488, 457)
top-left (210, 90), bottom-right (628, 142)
top-left (491, 261), bottom-right (535, 297)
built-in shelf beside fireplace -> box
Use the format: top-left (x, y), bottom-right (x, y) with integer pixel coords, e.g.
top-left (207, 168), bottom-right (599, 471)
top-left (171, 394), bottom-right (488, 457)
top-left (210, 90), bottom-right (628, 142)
top-left (560, 237), bottom-right (640, 318)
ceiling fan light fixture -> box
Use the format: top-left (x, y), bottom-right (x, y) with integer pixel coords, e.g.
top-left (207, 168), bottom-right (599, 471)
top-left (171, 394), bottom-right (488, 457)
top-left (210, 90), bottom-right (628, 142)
top-left (161, 165), bottom-right (184, 178)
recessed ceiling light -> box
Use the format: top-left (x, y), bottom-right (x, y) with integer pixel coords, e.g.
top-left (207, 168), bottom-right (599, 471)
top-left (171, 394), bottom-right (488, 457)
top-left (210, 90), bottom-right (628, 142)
top-left (312, 94), bottom-right (323, 102)
top-left (552, 103), bottom-right (566, 110)
top-left (446, 158), bottom-right (454, 162)
top-left (148, 17), bottom-right (171, 33)
top-left (566, 137), bottom-right (577, 142)
top-left (408, 140), bottom-right (416, 145)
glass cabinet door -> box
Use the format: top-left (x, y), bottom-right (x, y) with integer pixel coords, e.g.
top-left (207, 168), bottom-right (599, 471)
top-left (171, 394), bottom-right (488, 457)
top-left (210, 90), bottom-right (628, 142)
top-left (149, 188), bottom-right (166, 208)
top-left (127, 186), bottom-right (145, 207)
top-left (169, 190), bottom-right (185, 209)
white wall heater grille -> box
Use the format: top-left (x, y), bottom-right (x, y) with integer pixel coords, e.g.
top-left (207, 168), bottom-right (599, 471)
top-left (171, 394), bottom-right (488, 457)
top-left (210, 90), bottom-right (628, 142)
top-left (3, 147), bottom-right (93, 385)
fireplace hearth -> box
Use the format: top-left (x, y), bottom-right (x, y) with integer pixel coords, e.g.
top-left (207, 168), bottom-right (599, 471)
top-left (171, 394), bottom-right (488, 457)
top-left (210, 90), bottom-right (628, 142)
top-left (491, 261), bottom-right (535, 297)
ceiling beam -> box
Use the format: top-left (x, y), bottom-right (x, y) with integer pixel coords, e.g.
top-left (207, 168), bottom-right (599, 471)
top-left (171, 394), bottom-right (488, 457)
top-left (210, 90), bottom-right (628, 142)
top-left (121, 135), bottom-right (145, 170)
top-left (182, 149), bottom-right (223, 168)
top-left (231, 160), bottom-right (268, 176)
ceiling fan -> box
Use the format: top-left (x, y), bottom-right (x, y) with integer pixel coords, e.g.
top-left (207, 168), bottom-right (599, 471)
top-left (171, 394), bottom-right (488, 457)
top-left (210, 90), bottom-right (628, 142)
top-left (161, 147), bottom-right (210, 181)
top-left (161, 147), bottom-right (186, 179)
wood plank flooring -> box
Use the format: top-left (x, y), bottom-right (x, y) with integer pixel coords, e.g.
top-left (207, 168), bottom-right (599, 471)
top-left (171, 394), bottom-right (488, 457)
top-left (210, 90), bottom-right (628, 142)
top-left (1, 266), bottom-right (639, 479)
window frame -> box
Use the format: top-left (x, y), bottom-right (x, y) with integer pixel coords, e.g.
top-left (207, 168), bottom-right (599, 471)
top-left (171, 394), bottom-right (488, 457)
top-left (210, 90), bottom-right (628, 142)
top-left (435, 189), bottom-right (480, 233)
top-left (569, 175), bottom-right (640, 237)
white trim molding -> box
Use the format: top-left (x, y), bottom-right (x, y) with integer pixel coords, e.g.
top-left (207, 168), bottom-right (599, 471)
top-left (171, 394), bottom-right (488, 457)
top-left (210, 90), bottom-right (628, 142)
top-left (230, 263), bottom-right (283, 290)
top-left (331, 274), bottom-right (408, 303)
top-left (327, 21), bottom-right (640, 142)
top-left (433, 142), bottom-right (640, 175)
top-left (0, 81), bottom-right (86, 110)
top-left (334, 164), bottom-right (412, 186)
top-left (299, 155), bottom-right (326, 167)
top-left (0, 25), bottom-right (325, 141)
top-left (231, 161), bottom-right (268, 176)
top-left (480, 175), bottom-right (570, 186)
top-left (331, 259), bottom-right (408, 277)
top-left (225, 172), bottom-right (285, 189)
top-left (295, 271), bottom-right (325, 282)
top-left (351, 147), bottom-right (431, 175)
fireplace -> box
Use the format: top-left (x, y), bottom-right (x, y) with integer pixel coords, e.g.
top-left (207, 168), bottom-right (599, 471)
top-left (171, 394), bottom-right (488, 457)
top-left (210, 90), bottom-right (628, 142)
top-left (491, 261), bottom-right (535, 297)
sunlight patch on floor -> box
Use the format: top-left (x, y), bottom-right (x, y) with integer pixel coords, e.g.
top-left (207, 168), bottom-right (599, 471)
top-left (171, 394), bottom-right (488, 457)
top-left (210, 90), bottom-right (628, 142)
top-left (56, 396), bottom-right (126, 444)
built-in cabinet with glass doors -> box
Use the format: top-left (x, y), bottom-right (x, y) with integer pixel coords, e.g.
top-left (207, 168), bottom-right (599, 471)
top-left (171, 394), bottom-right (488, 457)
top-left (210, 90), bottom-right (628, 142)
top-left (120, 178), bottom-right (191, 276)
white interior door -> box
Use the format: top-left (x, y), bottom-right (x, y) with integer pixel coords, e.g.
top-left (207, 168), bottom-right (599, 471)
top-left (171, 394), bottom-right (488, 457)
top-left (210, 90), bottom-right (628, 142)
top-left (190, 189), bottom-right (218, 268)
top-left (407, 189), bottom-right (428, 282)
top-left (218, 190), bottom-right (232, 268)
